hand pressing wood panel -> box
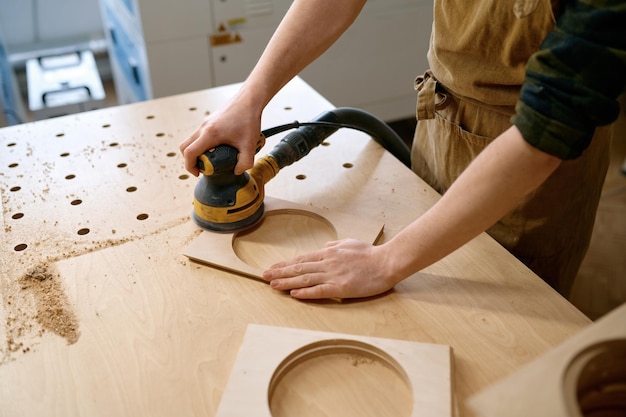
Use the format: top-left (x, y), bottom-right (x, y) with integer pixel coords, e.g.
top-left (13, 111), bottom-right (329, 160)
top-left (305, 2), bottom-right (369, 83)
top-left (183, 196), bottom-right (384, 279)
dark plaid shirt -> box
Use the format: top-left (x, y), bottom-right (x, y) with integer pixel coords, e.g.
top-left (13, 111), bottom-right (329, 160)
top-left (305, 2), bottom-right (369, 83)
top-left (512, 0), bottom-right (626, 159)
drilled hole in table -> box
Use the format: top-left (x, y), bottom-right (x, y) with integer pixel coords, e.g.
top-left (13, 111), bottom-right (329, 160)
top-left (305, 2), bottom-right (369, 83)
top-left (284, 106), bottom-right (292, 111)
top-left (167, 152), bottom-right (176, 157)
top-left (14, 243), bottom-right (28, 252)
top-left (65, 174), bottom-right (75, 180)
top-left (77, 228), bottom-right (90, 235)
top-left (179, 174), bottom-right (189, 180)
top-left (295, 174), bottom-right (306, 180)
top-left (12, 213), bottom-right (24, 220)
top-left (137, 213), bottom-right (149, 220)
top-left (322, 141), bottom-right (330, 146)
top-left (70, 199), bottom-right (82, 206)
top-left (102, 124), bottom-right (111, 128)
top-left (109, 142), bottom-right (119, 147)
top-left (117, 163), bottom-right (127, 168)
top-left (126, 186), bottom-right (137, 192)
top-left (7, 142), bottom-right (16, 147)
top-left (10, 186), bottom-right (21, 192)
top-left (156, 133), bottom-right (165, 137)
top-left (9, 163), bottom-right (18, 168)
top-left (56, 133), bottom-right (64, 137)
top-left (189, 107), bottom-right (197, 111)
top-left (146, 115), bottom-right (155, 119)
top-left (343, 163), bottom-right (354, 169)
top-left (60, 152), bottom-right (70, 157)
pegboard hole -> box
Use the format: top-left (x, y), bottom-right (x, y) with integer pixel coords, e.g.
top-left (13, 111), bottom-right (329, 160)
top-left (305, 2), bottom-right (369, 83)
top-left (56, 133), bottom-right (65, 137)
top-left (14, 243), bottom-right (28, 252)
top-left (126, 186), bottom-right (137, 192)
top-left (343, 163), bottom-right (354, 169)
top-left (117, 163), bottom-right (127, 168)
top-left (146, 115), bottom-right (155, 119)
top-left (10, 186), bottom-right (21, 192)
top-left (167, 152), bottom-right (176, 157)
top-left (284, 106), bottom-right (293, 111)
top-left (60, 152), bottom-right (70, 157)
top-left (12, 213), bottom-right (24, 220)
top-left (70, 199), bottom-right (83, 206)
top-left (179, 174), bottom-right (189, 180)
top-left (189, 107), bottom-right (197, 111)
top-left (7, 142), bottom-right (16, 147)
top-left (65, 174), bottom-right (76, 180)
top-left (102, 124), bottom-right (111, 128)
top-left (9, 163), bottom-right (18, 168)
top-left (321, 141), bottom-right (330, 146)
top-left (109, 142), bottom-right (119, 147)
top-left (295, 174), bottom-right (306, 180)
top-left (156, 132), bottom-right (165, 137)
top-left (77, 228), bottom-right (90, 235)
top-left (137, 213), bottom-right (149, 221)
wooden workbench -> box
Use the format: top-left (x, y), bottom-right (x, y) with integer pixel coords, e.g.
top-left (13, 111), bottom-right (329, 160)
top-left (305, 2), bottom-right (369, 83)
top-left (0, 77), bottom-right (591, 416)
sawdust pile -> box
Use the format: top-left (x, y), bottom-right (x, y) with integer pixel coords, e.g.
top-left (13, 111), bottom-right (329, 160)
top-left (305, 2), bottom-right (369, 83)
top-left (18, 263), bottom-right (80, 345)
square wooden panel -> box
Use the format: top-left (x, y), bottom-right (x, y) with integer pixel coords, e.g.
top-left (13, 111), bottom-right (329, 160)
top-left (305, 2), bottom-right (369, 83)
top-left (215, 324), bottom-right (454, 417)
top-left (468, 304), bottom-right (626, 417)
top-left (183, 196), bottom-right (385, 279)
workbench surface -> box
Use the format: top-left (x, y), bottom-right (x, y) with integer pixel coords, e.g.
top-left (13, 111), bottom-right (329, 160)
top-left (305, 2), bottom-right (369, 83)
top-left (0, 77), bottom-right (590, 416)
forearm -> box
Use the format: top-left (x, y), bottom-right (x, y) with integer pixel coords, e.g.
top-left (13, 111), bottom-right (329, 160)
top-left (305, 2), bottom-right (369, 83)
top-left (237, 0), bottom-right (366, 110)
top-left (381, 126), bottom-right (562, 282)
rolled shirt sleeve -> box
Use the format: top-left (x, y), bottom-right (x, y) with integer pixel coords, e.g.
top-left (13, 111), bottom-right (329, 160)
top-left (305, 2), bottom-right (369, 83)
top-left (512, 0), bottom-right (626, 160)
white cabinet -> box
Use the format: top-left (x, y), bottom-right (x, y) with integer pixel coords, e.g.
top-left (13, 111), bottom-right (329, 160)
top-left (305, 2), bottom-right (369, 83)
top-left (101, 0), bottom-right (433, 120)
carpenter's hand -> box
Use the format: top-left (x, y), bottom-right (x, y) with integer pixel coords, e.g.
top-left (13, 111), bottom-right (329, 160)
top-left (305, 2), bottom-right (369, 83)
top-left (262, 239), bottom-right (395, 299)
top-left (179, 99), bottom-right (262, 176)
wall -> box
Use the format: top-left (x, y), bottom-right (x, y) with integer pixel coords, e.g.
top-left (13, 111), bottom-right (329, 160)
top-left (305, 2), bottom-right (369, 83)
top-left (0, 0), bottom-right (104, 50)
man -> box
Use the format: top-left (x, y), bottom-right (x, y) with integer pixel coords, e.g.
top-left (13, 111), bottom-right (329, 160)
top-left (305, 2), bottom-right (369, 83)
top-left (180, 0), bottom-right (625, 300)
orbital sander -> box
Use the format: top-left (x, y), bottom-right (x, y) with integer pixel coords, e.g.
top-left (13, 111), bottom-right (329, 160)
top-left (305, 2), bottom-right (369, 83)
top-left (192, 107), bottom-right (412, 233)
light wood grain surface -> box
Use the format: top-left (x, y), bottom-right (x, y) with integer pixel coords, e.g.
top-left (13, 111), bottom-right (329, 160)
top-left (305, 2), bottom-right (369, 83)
top-left (0, 77), bottom-right (592, 416)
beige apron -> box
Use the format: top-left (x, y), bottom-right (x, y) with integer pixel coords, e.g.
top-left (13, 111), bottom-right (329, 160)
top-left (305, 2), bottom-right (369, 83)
top-left (412, 0), bottom-right (612, 296)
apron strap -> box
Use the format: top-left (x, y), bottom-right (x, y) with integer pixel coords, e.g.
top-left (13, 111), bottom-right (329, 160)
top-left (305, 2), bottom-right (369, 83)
top-left (415, 70), bottom-right (448, 121)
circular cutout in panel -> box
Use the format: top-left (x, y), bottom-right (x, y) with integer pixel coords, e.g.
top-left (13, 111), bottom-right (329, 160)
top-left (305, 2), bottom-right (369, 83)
top-left (563, 339), bottom-right (626, 417)
top-left (268, 339), bottom-right (413, 417)
top-left (232, 210), bottom-right (337, 269)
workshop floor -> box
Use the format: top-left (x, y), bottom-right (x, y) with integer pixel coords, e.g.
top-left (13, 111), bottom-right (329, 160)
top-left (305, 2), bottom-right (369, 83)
top-left (24, 81), bottom-right (625, 320)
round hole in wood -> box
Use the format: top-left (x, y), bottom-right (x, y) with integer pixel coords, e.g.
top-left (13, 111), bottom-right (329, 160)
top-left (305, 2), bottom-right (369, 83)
top-left (9, 163), bottom-right (18, 168)
top-left (295, 174), bottom-right (306, 180)
top-left (109, 142), bottom-right (119, 147)
top-left (268, 339), bottom-right (413, 417)
top-left (102, 124), bottom-right (111, 128)
top-left (56, 133), bottom-right (64, 137)
top-left (65, 174), bottom-right (75, 180)
top-left (7, 142), bottom-right (16, 147)
top-left (10, 186), bottom-right (20, 192)
top-left (146, 115), bottom-right (155, 119)
top-left (343, 162), bottom-right (354, 169)
top-left (60, 152), bottom-right (70, 157)
top-left (179, 174), bottom-right (189, 180)
top-left (14, 243), bottom-right (28, 251)
top-left (71, 199), bottom-right (82, 206)
top-left (232, 210), bottom-right (337, 270)
top-left (117, 163), bottom-right (127, 168)
top-left (156, 132), bottom-right (165, 137)
top-left (189, 107), bottom-right (197, 111)
top-left (12, 213), bottom-right (24, 220)
top-left (137, 213), bottom-right (149, 220)
top-left (77, 228), bottom-right (90, 235)
top-left (563, 339), bottom-right (626, 417)
top-left (126, 186), bottom-right (137, 192)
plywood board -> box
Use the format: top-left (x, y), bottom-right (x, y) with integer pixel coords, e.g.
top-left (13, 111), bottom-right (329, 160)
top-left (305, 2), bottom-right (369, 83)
top-left (468, 303), bottom-right (626, 417)
top-left (183, 196), bottom-right (384, 279)
top-left (216, 324), bottom-right (454, 417)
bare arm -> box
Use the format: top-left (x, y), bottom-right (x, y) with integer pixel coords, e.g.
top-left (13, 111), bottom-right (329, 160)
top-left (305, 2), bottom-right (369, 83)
top-left (264, 126), bottom-right (562, 299)
top-left (180, 0), bottom-right (367, 175)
